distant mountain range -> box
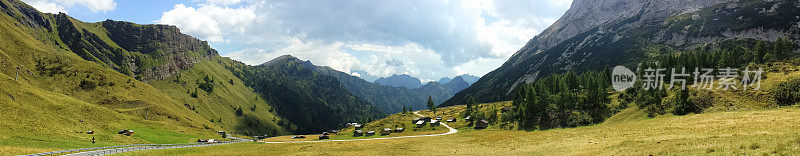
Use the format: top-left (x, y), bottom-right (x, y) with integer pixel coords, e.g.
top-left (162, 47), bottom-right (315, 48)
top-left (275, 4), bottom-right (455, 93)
top-left (437, 77), bottom-right (452, 84)
top-left (278, 56), bottom-right (471, 114)
top-left (374, 74), bottom-right (422, 89)
top-left (374, 74), bottom-right (480, 89)
top-left (437, 74), bottom-right (479, 85)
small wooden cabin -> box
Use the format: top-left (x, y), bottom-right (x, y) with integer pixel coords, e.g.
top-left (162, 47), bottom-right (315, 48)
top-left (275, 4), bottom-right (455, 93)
top-left (291, 135), bottom-right (306, 139)
top-left (329, 130), bottom-right (339, 134)
top-left (422, 117), bottom-right (432, 122)
top-left (475, 119), bottom-right (489, 129)
top-left (118, 130), bottom-right (134, 136)
top-left (381, 128), bottom-right (392, 135)
top-left (415, 120), bottom-right (425, 128)
top-left (500, 107), bottom-right (513, 113)
top-left (430, 120), bottom-right (440, 126)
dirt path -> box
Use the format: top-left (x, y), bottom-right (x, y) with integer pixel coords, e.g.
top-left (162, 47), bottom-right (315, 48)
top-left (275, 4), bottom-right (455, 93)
top-left (26, 137), bottom-right (249, 156)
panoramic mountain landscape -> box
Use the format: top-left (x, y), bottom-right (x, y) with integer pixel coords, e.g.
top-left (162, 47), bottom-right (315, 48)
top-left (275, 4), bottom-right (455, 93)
top-left (1, 0), bottom-right (800, 155)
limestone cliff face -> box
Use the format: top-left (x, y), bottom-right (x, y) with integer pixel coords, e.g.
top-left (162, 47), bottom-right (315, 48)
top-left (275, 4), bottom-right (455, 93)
top-left (1, 0), bottom-right (219, 82)
top-left (444, 0), bottom-right (800, 106)
top-left (102, 20), bottom-right (219, 81)
top-left (510, 0), bottom-right (736, 65)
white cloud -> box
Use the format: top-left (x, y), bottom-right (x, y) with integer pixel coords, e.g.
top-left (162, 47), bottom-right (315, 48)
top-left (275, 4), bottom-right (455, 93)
top-left (207, 0), bottom-right (242, 6)
top-left (477, 19), bottom-right (539, 57)
top-left (225, 38), bottom-right (361, 74)
top-left (156, 3), bottom-right (258, 42)
top-left (23, 0), bottom-right (116, 13)
top-left (23, 0), bottom-right (67, 13)
top-left (348, 43), bottom-right (451, 79)
top-left (454, 57), bottom-right (507, 76)
top-left (62, 0), bottom-right (116, 12)
top-left (159, 0), bottom-right (572, 80)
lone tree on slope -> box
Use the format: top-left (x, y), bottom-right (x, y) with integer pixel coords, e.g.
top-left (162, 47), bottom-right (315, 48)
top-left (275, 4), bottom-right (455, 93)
top-left (427, 95), bottom-right (436, 115)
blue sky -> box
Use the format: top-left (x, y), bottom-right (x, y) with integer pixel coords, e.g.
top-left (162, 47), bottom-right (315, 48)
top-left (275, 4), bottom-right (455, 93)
top-left (23, 0), bottom-right (572, 82)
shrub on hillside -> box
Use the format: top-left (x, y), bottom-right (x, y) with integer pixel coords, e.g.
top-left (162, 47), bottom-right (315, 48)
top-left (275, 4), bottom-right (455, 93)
top-left (772, 78), bottom-right (800, 106)
top-left (688, 90), bottom-right (714, 110)
top-left (188, 88), bottom-right (198, 98)
top-left (636, 88), bottom-right (668, 117)
top-left (79, 79), bottom-right (97, 90)
top-left (235, 107), bottom-right (244, 116)
top-left (197, 75), bottom-right (215, 93)
top-left (672, 89), bottom-right (696, 115)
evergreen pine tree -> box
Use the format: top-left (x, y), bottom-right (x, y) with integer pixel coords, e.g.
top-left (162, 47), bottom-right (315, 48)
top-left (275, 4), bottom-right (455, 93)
top-left (466, 96), bottom-right (476, 117)
top-left (673, 89), bottom-right (694, 115)
top-left (427, 96), bottom-right (436, 114)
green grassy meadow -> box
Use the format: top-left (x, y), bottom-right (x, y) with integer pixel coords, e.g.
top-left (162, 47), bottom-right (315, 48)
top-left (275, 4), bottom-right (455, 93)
top-left (124, 68), bottom-right (800, 155)
top-left (122, 107), bottom-right (800, 155)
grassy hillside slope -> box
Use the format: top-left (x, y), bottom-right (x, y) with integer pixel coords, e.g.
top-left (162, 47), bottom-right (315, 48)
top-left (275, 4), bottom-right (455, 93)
top-left (149, 57), bottom-right (288, 136)
top-left (223, 56), bottom-right (383, 134)
top-left (0, 71), bottom-right (210, 155)
top-left (0, 0), bottom-right (224, 154)
top-left (2, 0), bottom-right (286, 139)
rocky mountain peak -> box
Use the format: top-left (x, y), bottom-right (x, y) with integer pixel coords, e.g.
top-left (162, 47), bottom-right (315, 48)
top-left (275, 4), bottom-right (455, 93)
top-left (374, 74), bottom-right (423, 89)
top-left (511, 0), bottom-right (735, 65)
top-left (261, 55), bottom-right (300, 66)
top-left (260, 55), bottom-right (316, 69)
top-left (443, 0), bottom-right (794, 107)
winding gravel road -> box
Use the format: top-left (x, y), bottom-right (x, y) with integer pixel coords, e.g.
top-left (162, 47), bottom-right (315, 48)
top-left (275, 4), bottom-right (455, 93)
top-left (27, 111), bottom-right (455, 155)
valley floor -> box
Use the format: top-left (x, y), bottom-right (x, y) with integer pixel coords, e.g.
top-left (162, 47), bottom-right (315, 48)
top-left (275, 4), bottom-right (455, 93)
top-left (120, 108), bottom-right (800, 155)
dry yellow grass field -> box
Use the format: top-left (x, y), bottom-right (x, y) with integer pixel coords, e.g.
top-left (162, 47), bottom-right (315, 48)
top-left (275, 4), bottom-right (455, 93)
top-left (121, 107), bottom-right (800, 155)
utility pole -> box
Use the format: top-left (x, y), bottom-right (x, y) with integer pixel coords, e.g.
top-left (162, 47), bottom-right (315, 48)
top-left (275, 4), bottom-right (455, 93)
top-left (15, 66), bottom-right (20, 82)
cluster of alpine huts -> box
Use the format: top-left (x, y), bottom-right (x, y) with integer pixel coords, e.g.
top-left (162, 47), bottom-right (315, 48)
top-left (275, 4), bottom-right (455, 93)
top-left (462, 115), bottom-right (489, 129)
top-left (350, 122), bottom-right (405, 137)
top-left (316, 129), bottom-right (341, 140)
top-left (412, 116), bottom-right (439, 128)
top-left (410, 115), bottom-right (487, 129)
